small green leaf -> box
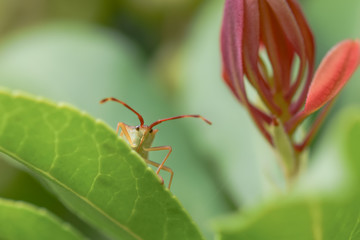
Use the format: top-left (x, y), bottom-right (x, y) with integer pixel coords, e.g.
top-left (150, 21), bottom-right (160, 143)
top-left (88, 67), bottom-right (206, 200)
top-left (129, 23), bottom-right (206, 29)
top-left (0, 89), bottom-right (203, 240)
top-left (0, 197), bottom-right (84, 240)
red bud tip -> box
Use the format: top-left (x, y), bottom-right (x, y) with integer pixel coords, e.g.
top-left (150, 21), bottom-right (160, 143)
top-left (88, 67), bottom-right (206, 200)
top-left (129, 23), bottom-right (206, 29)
top-left (303, 39), bottom-right (360, 115)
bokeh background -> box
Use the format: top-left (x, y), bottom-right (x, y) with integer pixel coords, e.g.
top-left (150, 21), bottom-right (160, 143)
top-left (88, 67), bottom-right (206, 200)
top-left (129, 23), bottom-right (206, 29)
top-left (0, 0), bottom-right (359, 239)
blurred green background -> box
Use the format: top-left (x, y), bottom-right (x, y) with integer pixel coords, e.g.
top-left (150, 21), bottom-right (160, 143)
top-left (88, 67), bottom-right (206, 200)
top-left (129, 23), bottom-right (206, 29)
top-left (0, 0), bottom-right (359, 239)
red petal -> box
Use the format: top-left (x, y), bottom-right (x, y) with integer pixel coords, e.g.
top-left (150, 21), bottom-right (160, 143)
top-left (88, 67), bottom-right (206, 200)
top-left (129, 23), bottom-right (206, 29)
top-left (220, 0), bottom-right (246, 102)
top-left (222, 69), bottom-right (242, 103)
top-left (244, 0), bottom-right (281, 114)
top-left (266, 0), bottom-right (305, 58)
top-left (220, 0), bottom-right (273, 144)
top-left (243, 0), bottom-right (260, 80)
top-left (304, 40), bottom-right (360, 115)
top-left (287, 0), bottom-right (315, 68)
top-left (286, 0), bottom-right (315, 111)
top-left (266, 0), bottom-right (309, 95)
top-left (259, 1), bottom-right (294, 92)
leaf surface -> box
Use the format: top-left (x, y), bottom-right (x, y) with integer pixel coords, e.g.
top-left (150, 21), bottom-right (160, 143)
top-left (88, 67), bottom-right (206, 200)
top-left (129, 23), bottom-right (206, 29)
top-left (0, 89), bottom-right (203, 240)
top-left (0, 198), bottom-right (85, 240)
top-left (0, 22), bottom-right (222, 239)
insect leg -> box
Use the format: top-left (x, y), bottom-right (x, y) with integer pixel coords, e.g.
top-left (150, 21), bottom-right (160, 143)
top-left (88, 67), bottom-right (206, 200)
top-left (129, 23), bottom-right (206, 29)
top-left (145, 159), bottom-right (174, 189)
top-left (116, 122), bottom-right (136, 148)
top-left (143, 146), bottom-right (173, 188)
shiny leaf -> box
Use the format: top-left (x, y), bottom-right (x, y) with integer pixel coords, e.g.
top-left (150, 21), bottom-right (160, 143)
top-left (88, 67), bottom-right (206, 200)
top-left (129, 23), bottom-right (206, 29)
top-left (0, 89), bottom-right (204, 240)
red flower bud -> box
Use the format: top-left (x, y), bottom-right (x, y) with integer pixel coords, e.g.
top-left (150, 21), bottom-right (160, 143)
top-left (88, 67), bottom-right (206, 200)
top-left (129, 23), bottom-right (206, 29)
top-left (220, 0), bottom-right (360, 151)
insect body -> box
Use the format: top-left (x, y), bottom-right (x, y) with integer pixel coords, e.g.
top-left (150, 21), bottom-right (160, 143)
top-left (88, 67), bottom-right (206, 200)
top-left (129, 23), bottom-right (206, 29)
top-left (100, 97), bottom-right (212, 189)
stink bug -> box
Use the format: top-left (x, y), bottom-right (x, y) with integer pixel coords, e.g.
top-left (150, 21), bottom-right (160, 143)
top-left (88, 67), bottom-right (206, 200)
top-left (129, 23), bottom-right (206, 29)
top-left (100, 97), bottom-right (212, 189)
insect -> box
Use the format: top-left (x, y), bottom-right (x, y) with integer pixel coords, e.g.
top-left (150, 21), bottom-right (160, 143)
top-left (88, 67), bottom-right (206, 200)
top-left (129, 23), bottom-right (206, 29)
top-left (100, 97), bottom-right (212, 189)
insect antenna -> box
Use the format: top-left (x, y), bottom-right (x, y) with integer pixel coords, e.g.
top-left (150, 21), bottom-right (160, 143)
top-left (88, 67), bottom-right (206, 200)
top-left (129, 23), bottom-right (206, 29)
top-left (100, 97), bottom-right (145, 126)
top-left (149, 115), bottom-right (212, 129)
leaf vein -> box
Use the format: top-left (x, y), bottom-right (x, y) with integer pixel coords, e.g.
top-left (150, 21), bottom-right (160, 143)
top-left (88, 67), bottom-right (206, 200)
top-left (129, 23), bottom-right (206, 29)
top-left (85, 132), bottom-right (102, 197)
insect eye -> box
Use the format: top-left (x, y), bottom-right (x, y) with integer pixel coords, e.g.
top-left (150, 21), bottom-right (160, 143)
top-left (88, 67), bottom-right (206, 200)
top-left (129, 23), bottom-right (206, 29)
top-left (135, 126), bottom-right (140, 131)
top-left (149, 129), bottom-right (153, 133)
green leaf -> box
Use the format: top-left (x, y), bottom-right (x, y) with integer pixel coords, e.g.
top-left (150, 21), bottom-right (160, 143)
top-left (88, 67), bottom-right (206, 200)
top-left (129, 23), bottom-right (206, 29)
top-left (0, 89), bottom-right (204, 240)
top-left (0, 22), bottom-right (219, 238)
top-left (214, 107), bottom-right (360, 240)
top-left (0, 197), bottom-right (85, 240)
